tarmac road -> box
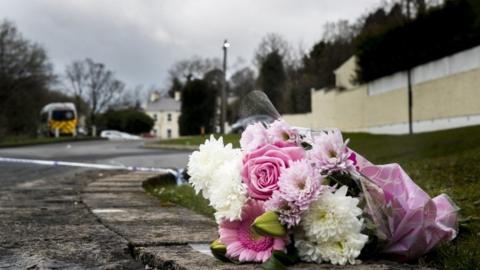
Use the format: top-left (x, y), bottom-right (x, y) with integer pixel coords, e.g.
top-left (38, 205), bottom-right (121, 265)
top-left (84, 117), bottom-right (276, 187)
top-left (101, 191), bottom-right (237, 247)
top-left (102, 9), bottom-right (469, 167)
top-left (0, 139), bottom-right (191, 269)
top-left (0, 139), bottom-right (190, 169)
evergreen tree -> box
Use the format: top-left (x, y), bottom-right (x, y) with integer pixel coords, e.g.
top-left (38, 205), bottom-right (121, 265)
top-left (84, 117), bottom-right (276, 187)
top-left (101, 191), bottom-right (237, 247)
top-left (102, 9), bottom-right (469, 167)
top-left (179, 79), bottom-right (216, 135)
top-left (257, 50), bottom-right (287, 113)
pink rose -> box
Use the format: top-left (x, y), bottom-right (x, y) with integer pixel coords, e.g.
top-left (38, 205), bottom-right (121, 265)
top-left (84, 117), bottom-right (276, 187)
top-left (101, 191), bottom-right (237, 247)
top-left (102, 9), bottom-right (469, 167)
top-left (242, 144), bottom-right (304, 200)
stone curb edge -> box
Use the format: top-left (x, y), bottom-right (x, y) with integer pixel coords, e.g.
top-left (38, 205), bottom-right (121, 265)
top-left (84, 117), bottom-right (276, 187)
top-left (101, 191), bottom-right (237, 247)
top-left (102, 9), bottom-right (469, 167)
top-left (82, 172), bottom-right (436, 270)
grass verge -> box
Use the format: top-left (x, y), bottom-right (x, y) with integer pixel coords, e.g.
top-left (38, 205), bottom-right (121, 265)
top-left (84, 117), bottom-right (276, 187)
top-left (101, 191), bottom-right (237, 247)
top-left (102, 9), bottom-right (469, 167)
top-left (146, 125), bottom-right (480, 269)
top-left (143, 174), bottom-right (214, 219)
top-left (153, 134), bottom-right (241, 148)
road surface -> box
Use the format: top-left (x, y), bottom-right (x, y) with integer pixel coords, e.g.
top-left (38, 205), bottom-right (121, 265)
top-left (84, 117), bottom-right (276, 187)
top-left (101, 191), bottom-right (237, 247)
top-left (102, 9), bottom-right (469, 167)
top-left (0, 139), bottom-right (191, 269)
top-left (0, 139), bottom-right (190, 169)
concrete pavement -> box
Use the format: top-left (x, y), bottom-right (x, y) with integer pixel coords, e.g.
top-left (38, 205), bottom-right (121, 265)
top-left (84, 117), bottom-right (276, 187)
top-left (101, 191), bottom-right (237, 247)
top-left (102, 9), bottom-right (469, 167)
top-left (0, 163), bottom-right (143, 269)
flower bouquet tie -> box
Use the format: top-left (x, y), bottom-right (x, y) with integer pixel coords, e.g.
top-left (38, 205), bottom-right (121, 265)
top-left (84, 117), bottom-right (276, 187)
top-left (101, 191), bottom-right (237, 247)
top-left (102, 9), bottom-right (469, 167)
top-left (187, 91), bottom-right (458, 268)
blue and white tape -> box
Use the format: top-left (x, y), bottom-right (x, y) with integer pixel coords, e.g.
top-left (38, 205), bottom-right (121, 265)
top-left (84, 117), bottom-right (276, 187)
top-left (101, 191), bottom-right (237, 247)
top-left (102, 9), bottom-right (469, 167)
top-left (0, 156), bottom-right (177, 174)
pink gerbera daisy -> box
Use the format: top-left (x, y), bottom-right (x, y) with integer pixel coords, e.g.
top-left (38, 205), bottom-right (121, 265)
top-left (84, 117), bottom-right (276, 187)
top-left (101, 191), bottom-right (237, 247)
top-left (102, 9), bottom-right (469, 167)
top-left (219, 200), bottom-right (287, 262)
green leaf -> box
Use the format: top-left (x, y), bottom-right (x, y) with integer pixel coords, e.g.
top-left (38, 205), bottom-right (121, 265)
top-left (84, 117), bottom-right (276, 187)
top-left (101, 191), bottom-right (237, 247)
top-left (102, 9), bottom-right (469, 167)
top-left (300, 141), bottom-right (312, 150)
top-left (252, 211), bottom-right (287, 237)
top-left (327, 172), bottom-right (362, 197)
top-left (261, 254), bottom-right (288, 270)
top-left (261, 250), bottom-right (299, 270)
top-left (210, 239), bottom-right (230, 262)
top-left (272, 250), bottom-right (298, 266)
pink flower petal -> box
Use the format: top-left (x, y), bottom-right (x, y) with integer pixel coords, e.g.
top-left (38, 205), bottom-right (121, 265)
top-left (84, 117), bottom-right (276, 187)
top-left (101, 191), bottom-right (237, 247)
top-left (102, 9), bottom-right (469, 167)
top-left (218, 200), bottom-right (288, 263)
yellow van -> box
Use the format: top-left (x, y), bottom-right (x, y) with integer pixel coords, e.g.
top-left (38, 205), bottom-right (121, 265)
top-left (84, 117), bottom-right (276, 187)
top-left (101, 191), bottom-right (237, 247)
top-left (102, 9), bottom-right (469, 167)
top-left (40, 103), bottom-right (78, 136)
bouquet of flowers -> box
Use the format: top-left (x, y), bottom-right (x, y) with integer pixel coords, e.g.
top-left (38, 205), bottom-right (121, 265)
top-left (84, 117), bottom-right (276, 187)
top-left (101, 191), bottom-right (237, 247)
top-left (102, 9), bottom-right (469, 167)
top-left (187, 92), bottom-right (458, 268)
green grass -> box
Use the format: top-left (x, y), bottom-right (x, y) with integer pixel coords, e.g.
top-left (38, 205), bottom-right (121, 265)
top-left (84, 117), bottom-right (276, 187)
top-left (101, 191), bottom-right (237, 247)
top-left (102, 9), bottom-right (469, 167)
top-left (0, 136), bottom-right (99, 148)
top-left (143, 174), bottom-right (215, 219)
top-left (146, 125), bottom-right (480, 269)
top-left (155, 134), bottom-right (241, 148)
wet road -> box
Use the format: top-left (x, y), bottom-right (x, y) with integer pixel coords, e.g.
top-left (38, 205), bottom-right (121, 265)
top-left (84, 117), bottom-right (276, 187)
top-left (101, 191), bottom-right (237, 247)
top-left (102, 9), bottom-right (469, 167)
top-left (0, 139), bottom-right (191, 191)
top-left (0, 140), bottom-right (191, 269)
top-left (0, 139), bottom-right (190, 169)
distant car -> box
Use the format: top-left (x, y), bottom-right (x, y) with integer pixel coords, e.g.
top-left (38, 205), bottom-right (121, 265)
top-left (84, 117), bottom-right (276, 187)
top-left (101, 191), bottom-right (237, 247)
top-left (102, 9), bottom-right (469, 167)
top-left (100, 130), bottom-right (141, 140)
top-left (230, 114), bottom-right (275, 134)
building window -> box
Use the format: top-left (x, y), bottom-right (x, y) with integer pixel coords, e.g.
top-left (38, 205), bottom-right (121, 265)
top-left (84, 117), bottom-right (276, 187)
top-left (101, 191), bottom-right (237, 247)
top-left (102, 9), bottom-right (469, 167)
top-left (167, 129), bottom-right (172, 138)
top-left (153, 114), bottom-right (157, 121)
top-left (167, 113), bottom-right (172, 122)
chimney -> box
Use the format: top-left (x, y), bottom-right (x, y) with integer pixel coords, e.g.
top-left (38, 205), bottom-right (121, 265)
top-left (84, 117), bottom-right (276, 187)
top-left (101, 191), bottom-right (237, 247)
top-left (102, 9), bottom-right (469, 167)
top-left (149, 91), bottom-right (160, 102)
top-left (174, 91), bottom-right (181, 102)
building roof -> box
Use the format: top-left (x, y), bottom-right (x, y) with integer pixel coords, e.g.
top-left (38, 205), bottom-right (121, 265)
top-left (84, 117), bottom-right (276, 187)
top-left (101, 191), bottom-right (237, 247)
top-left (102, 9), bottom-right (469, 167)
top-left (145, 97), bottom-right (180, 112)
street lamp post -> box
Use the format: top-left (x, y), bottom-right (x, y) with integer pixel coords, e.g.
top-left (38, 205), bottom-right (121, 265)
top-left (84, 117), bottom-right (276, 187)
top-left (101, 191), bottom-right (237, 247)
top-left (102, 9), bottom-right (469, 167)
top-left (221, 39), bottom-right (229, 134)
top-left (406, 0), bottom-right (413, 135)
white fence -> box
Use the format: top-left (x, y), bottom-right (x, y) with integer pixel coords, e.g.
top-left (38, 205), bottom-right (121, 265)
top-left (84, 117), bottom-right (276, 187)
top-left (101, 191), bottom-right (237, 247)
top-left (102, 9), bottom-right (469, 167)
top-left (368, 45), bottom-right (480, 95)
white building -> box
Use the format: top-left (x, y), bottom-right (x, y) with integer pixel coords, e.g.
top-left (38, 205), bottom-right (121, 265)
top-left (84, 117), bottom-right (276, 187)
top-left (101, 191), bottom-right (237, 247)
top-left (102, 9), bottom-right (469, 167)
top-left (145, 92), bottom-right (181, 139)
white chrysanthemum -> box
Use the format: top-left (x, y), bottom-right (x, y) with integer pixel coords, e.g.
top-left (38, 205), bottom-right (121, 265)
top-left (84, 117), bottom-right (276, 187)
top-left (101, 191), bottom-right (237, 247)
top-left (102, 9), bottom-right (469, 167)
top-left (295, 238), bottom-right (323, 263)
top-left (302, 186), bottom-right (363, 243)
top-left (209, 156), bottom-right (247, 222)
top-left (296, 233), bottom-right (368, 265)
top-left (295, 185), bottom-right (368, 265)
top-left (187, 135), bottom-right (241, 198)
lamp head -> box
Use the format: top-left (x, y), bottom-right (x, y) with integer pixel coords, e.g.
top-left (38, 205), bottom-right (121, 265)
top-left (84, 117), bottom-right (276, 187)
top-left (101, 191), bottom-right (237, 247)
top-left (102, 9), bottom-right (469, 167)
top-left (223, 39), bottom-right (230, 48)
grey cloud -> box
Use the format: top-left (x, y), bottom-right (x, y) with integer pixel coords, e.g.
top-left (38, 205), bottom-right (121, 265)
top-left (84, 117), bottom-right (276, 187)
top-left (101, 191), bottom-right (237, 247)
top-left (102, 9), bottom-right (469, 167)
top-left (0, 0), bottom-right (380, 90)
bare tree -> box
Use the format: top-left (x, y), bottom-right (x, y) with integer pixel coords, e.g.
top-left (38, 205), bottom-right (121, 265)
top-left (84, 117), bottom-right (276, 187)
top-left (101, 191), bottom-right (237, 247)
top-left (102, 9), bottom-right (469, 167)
top-left (254, 33), bottom-right (292, 67)
top-left (119, 84), bottom-right (146, 109)
top-left (168, 56), bottom-right (221, 84)
top-left (322, 20), bottom-right (357, 43)
top-left (229, 67), bottom-right (256, 97)
top-left (166, 56), bottom-right (222, 97)
top-left (65, 58), bottom-right (124, 125)
top-left (65, 61), bottom-right (87, 115)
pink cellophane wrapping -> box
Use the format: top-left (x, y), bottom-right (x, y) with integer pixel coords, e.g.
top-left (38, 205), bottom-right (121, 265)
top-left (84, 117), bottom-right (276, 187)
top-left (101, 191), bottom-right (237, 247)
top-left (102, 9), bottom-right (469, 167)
top-left (353, 151), bottom-right (459, 261)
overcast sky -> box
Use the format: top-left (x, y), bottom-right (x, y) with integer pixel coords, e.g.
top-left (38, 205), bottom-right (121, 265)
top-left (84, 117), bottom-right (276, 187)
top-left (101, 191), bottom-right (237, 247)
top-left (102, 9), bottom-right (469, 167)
top-left (0, 0), bottom-right (381, 91)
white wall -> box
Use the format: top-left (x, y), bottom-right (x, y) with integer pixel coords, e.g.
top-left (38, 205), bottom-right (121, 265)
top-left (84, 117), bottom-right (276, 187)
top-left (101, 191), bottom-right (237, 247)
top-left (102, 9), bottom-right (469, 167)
top-left (282, 45), bottom-right (480, 135)
top-left (367, 44), bottom-right (480, 96)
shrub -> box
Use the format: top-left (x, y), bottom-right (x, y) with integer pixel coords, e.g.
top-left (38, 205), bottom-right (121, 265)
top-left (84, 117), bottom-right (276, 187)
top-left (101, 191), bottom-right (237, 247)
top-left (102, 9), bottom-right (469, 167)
top-left (98, 108), bottom-right (154, 134)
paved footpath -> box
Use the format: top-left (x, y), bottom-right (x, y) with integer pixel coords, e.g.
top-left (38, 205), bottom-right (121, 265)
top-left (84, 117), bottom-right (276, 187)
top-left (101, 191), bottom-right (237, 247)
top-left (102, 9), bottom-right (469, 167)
top-left (0, 164), bottom-right (143, 269)
top-left (84, 172), bottom-right (435, 270)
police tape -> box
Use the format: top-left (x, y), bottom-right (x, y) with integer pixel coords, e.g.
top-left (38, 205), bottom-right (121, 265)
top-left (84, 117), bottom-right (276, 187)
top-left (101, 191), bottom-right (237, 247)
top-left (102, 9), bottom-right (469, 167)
top-left (0, 156), bottom-right (177, 175)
